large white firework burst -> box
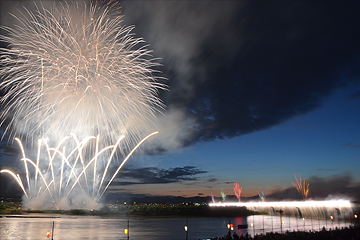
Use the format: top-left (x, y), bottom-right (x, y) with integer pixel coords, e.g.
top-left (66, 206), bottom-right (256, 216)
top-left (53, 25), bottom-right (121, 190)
top-left (0, 0), bottom-right (166, 144)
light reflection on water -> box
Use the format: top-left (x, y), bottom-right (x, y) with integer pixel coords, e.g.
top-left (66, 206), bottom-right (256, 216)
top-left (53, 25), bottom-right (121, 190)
top-left (0, 214), bottom-right (354, 240)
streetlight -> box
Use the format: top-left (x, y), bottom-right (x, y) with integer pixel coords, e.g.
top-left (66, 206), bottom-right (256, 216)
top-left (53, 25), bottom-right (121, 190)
top-left (303, 218), bottom-right (305, 231)
top-left (276, 209), bottom-right (284, 234)
top-left (250, 222), bottom-right (254, 237)
top-left (185, 218), bottom-right (188, 240)
top-left (331, 215), bottom-right (334, 229)
top-left (124, 220), bottom-right (129, 240)
top-left (296, 207), bottom-right (302, 231)
top-left (271, 207), bottom-right (275, 232)
top-left (335, 208), bottom-right (340, 229)
top-left (355, 214), bottom-right (358, 227)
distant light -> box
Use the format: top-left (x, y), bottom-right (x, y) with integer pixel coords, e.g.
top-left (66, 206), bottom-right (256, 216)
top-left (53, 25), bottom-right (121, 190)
top-left (250, 223), bottom-right (253, 227)
top-left (184, 226), bottom-right (188, 231)
top-left (355, 215), bottom-right (357, 219)
top-left (302, 218), bottom-right (305, 221)
top-left (331, 216), bottom-right (333, 220)
top-left (124, 229), bottom-right (128, 235)
top-left (282, 221), bottom-right (284, 225)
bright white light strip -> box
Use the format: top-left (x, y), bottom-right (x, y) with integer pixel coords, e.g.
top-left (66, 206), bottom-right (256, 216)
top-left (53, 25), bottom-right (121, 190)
top-left (209, 200), bottom-right (352, 208)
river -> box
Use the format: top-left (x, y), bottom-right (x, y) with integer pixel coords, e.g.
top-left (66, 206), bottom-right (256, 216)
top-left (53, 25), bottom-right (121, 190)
top-left (0, 214), bottom-right (353, 240)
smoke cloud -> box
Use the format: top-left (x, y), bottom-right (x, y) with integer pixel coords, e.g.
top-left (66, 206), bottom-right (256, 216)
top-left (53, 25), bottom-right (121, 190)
top-left (120, 1), bottom-right (360, 152)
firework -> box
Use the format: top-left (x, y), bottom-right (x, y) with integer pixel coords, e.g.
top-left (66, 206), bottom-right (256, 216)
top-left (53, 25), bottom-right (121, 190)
top-left (220, 188), bottom-right (226, 202)
top-left (0, 132), bottom-right (158, 210)
top-left (0, 1), bottom-right (166, 210)
top-left (211, 192), bottom-right (215, 203)
top-left (257, 186), bottom-right (268, 202)
top-left (292, 174), bottom-right (309, 200)
top-left (0, 1), bottom-right (166, 144)
top-left (234, 182), bottom-right (242, 202)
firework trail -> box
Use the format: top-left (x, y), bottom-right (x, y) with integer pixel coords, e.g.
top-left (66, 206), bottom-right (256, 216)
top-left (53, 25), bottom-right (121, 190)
top-left (0, 0), bottom-right (166, 144)
top-left (211, 192), bottom-right (215, 203)
top-left (292, 174), bottom-right (309, 200)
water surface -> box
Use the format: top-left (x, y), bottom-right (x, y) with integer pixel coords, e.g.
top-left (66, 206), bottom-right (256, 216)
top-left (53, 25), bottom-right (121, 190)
top-left (0, 214), bottom-right (353, 240)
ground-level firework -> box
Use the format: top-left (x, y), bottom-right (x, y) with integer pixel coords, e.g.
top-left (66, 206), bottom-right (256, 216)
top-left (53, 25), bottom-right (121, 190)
top-left (257, 187), bottom-right (268, 202)
top-left (292, 174), bottom-right (309, 200)
top-left (0, 132), bottom-right (158, 210)
top-left (209, 200), bottom-right (354, 219)
top-left (234, 182), bottom-right (242, 202)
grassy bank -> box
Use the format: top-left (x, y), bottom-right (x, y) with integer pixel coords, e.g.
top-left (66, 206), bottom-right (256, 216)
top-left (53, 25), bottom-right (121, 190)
top-left (1, 204), bottom-right (256, 217)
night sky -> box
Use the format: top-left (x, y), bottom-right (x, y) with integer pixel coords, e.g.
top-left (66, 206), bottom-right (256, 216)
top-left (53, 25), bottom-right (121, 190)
top-left (1, 1), bottom-right (360, 202)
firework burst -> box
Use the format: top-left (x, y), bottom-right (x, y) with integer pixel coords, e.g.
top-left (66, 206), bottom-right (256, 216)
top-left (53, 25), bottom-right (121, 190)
top-left (0, 132), bottom-right (158, 210)
top-left (0, 1), bottom-right (166, 144)
top-left (0, 1), bottom-right (167, 209)
top-left (292, 174), bottom-right (309, 200)
top-left (234, 182), bottom-right (242, 202)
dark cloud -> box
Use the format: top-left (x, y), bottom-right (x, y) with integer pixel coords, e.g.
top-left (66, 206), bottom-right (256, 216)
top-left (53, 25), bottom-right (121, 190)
top-left (197, 192), bottom-right (204, 196)
top-left (349, 90), bottom-right (360, 100)
top-left (120, 1), bottom-right (360, 149)
top-left (340, 143), bottom-right (360, 149)
top-left (208, 177), bottom-right (217, 183)
top-left (315, 169), bottom-right (337, 172)
top-left (244, 164), bottom-right (310, 172)
top-left (112, 166), bottom-right (207, 185)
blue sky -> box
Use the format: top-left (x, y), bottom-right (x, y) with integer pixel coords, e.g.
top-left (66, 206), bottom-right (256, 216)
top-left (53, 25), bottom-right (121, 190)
top-left (116, 84), bottom-right (360, 198)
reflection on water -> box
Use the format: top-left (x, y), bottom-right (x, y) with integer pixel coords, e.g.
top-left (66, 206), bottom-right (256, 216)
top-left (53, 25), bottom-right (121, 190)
top-left (0, 214), bottom-right (355, 240)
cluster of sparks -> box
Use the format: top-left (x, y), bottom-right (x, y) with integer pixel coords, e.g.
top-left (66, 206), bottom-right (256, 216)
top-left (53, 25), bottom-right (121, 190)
top-left (257, 187), bottom-right (268, 202)
top-left (234, 182), bottom-right (242, 202)
top-left (0, 1), bottom-right (166, 209)
top-left (220, 188), bottom-right (226, 202)
top-left (292, 174), bottom-right (309, 200)
top-left (1, 132), bottom-right (158, 209)
top-left (0, 1), bottom-right (166, 144)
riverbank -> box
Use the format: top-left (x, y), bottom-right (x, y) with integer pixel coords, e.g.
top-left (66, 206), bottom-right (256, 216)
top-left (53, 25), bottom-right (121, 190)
top-left (0, 204), bottom-right (257, 217)
top-left (209, 225), bottom-right (360, 240)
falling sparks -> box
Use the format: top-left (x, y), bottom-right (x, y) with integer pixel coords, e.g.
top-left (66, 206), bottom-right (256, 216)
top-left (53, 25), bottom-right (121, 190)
top-left (0, 132), bottom-right (158, 209)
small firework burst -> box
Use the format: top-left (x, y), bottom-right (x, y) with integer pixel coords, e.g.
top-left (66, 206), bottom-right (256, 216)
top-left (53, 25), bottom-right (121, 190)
top-left (292, 174), bottom-right (309, 200)
top-left (234, 182), bottom-right (242, 202)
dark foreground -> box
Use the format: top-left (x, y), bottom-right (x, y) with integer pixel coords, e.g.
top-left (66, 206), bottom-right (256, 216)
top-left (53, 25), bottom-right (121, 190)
top-left (210, 225), bottom-right (360, 240)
